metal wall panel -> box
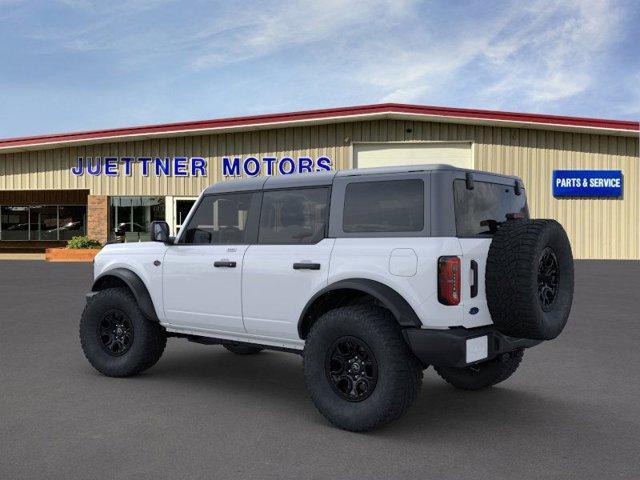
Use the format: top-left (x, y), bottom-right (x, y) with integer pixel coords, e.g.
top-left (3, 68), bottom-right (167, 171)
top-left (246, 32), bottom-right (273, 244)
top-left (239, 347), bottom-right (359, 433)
top-left (0, 120), bottom-right (637, 259)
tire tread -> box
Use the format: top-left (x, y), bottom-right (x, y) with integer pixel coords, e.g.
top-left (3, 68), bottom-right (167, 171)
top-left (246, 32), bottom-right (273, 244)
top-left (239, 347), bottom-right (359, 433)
top-left (79, 287), bottom-right (166, 377)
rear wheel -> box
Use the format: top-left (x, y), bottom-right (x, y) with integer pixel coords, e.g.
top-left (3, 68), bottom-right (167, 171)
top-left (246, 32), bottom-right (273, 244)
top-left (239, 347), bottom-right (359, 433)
top-left (223, 343), bottom-right (264, 355)
top-left (79, 288), bottom-right (166, 377)
top-left (434, 349), bottom-right (524, 391)
top-left (303, 305), bottom-right (422, 432)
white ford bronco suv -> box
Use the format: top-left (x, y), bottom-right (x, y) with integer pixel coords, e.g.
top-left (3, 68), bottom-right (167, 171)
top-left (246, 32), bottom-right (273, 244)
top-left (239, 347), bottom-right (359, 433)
top-left (80, 164), bottom-right (574, 431)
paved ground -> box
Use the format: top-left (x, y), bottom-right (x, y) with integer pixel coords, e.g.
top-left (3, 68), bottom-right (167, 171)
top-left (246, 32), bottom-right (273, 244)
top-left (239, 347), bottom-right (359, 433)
top-left (1, 260), bottom-right (639, 480)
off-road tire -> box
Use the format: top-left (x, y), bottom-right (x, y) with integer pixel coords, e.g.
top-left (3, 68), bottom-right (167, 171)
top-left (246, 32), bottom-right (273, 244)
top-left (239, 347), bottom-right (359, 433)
top-left (434, 349), bottom-right (524, 391)
top-left (486, 219), bottom-right (574, 340)
top-left (223, 344), bottom-right (264, 355)
top-left (303, 305), bottom-right (423, 432)
top-left (80, 287), bottom-right (166, 377)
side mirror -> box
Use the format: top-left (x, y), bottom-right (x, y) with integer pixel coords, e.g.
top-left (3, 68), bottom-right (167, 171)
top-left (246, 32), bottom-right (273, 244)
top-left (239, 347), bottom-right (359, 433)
top-left (149, 221), bottom-right (171, 243)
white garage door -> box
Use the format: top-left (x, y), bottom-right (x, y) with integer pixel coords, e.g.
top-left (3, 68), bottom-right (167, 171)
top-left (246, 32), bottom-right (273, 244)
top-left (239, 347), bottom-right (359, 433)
top-left (354, 142), bottom-right (473, 169)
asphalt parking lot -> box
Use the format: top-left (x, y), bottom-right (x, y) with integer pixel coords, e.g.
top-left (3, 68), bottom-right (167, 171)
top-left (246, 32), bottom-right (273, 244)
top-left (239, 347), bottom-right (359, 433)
top-left (1, 260), bottom-right (639, 480)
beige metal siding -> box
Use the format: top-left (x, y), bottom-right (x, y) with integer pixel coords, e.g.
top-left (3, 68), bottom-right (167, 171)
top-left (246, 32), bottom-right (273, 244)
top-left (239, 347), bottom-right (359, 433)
top-left (474, 127), bottom-right (639, 260)
top-left (0, 120), bottom-right (638, 259)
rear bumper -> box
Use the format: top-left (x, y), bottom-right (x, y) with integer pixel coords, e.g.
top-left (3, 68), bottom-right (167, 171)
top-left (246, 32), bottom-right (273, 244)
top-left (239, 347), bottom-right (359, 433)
top-left (403, 326), bottom-right (541, 368)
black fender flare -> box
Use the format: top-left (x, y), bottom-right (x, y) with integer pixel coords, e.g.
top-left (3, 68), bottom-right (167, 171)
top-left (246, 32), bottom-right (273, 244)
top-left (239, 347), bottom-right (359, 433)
top-left (91, 268), bottom-right (159, 322)
top-left (298, 278), bottom-right (422, 338)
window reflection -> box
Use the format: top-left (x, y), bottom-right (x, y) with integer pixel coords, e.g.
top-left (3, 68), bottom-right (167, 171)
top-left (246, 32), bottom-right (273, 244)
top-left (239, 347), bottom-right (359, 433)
top-left (30, 206), bottom-right (58, 240)
top-left (109, 197), bottom-right (165, 242)
top-left (0, 205), bottom-right (86, 241)
top-left (58, 206), bottom-right (87, 240)
top-left (1, 207), bottom-right (30, 240)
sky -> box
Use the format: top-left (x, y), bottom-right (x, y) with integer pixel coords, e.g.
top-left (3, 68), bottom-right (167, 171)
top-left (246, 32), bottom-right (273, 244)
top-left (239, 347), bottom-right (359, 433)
top-left (0, 0), bottom-right (638, 138)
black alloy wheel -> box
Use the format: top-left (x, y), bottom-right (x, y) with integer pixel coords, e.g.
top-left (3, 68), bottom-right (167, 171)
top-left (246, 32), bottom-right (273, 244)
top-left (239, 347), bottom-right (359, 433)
top-left (304, 305), bottom-right (423, 431)
top-left (325, 336), bottom-right (378, 402)
top-left (98, 309), bottom-right (134, 356)
top-left (537, 247), bottom-right (559, 312)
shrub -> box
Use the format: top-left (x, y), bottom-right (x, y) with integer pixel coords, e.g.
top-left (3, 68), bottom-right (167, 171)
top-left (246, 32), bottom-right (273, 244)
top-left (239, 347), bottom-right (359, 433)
top-left (66, 236), bottom-right (102, 249)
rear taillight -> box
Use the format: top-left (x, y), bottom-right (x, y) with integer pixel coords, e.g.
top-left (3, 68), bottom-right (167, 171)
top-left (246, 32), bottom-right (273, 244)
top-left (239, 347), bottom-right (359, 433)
top-left (438, 256), bottom-right (461, 305)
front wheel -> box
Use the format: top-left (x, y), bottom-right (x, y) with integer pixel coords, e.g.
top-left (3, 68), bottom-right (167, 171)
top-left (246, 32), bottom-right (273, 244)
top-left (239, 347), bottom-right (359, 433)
top-left (79, 288), bottom-right (166, 377)
top-left (434, 349), bottom-right (524, 391)
top-left (303, 305), bottom-right (423, 432)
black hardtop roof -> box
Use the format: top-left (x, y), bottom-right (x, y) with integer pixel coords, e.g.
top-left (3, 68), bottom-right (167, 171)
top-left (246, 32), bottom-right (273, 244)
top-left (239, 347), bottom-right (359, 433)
top-left (203, 164), bottom-right (521, 194)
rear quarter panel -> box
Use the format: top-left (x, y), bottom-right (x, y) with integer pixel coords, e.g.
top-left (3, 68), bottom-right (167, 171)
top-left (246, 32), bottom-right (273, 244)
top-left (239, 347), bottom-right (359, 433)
top-left (328, 237), bottom-right (488, 328)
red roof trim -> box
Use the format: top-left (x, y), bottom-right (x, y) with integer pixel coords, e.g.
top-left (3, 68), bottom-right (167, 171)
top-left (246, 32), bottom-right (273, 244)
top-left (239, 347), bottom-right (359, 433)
top-left (1, 103), bottom-right (637, 149)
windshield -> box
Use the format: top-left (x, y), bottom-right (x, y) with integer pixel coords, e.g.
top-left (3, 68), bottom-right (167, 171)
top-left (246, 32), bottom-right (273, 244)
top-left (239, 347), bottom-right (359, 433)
top-left (453, 179), bottom-right (528, 236)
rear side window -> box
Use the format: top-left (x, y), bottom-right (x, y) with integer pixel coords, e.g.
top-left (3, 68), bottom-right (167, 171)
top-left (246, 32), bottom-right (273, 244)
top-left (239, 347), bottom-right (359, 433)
top-left (180, 193), bottom-right (256, 244)
top-left (454, 180), bottom-right (528, 236)
top-left (258, 188), bottom-right (329, 244)
top-left (343, 179), bottom-right (424, 233)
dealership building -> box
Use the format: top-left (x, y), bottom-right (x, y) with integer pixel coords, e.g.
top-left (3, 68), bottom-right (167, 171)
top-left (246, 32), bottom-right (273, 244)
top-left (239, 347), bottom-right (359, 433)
top-left (0, 103), bottom-right (637, 259)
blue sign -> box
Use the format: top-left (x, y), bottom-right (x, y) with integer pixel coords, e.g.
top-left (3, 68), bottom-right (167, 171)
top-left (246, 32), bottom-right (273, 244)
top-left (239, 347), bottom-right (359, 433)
top-left (71, 157), bottom-right (207, 177)
top-left (71, 155), bottom-right (332, 177)
top-left (552, 170), bottom-right (623, 198)
top-left (222, 156), bottom-right (332, 177)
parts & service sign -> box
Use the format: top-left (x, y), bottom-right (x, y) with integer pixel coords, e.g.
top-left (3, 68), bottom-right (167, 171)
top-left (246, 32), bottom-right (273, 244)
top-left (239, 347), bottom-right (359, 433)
top-left (552, 170), bottom-right (623, 198)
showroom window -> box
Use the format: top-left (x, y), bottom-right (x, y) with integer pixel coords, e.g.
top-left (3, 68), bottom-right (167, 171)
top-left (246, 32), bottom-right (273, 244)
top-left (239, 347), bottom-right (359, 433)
top-left (110, 197), bottom-right (165, 242)
top-left (0, 205), bottom-right (86, 241)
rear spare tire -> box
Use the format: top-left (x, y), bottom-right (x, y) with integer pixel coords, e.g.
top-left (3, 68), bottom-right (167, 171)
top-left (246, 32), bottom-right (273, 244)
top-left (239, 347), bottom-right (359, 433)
top-left (486, 219), bottom-right (573, 340)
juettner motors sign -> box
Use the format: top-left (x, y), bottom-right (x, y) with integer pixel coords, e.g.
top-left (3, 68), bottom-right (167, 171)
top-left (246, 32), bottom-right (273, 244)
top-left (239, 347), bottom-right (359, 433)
top-left (552, 170), bottom-right (623, 198)
top-left (71, 156), bottom-right (332, 177)
top-left (71, 157), bottom-right (207, 176)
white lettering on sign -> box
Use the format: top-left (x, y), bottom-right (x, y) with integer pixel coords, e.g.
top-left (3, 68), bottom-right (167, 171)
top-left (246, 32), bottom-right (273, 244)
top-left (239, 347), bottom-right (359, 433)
top-left (555, 177), bottom-right (584, 188)
top-left (589, 178), bottom-right (621, 188)
top-left (555, 177), bottom-right (622, 188)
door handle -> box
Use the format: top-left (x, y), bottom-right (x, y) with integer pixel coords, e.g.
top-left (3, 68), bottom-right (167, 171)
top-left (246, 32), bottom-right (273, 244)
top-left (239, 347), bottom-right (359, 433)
top-left (214, 261), bottom-right (236, 268)
top-left (293, 262), bottom-right (321, 270)
top-left (470, 260), bottom-right (478, 298)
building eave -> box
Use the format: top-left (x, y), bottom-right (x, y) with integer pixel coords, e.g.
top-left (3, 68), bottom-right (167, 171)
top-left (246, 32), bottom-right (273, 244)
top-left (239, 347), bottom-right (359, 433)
top-left (0, 103), bottom-right (637, 154)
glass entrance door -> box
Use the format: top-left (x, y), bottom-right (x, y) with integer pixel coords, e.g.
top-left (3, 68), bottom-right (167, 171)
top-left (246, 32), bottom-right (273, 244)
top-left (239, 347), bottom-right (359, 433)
top-left (175, 199), bottom-right (196, 236)
top-left (110, 197), bottom-right (165, 242)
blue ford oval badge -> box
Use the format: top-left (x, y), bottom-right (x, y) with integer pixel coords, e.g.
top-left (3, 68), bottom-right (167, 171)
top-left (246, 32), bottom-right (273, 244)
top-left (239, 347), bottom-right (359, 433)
top-left (469, 307), bottom-right (479, 315)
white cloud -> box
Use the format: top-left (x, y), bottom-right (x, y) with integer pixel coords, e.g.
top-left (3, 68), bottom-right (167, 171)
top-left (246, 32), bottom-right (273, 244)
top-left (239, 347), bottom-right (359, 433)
top-left (189, 0), bottom-right (414, 69)
top-left (348, 0), bottom-right (624, 109)
top-left (9, 0), bottom-right (633, 116)
top-left (481, 0), bottom-right (623, 106)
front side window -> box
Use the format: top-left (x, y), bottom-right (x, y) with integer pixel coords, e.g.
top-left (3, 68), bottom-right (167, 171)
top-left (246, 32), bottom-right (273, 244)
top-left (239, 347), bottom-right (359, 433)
top-left (181, 193), bottom-right (255, 244)
top-left (258, 188), bottom-right (329, 244)
top-left (343, 179), bottom-right (424, 233)
top-left (453, 180), bottom-right (529, 236)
